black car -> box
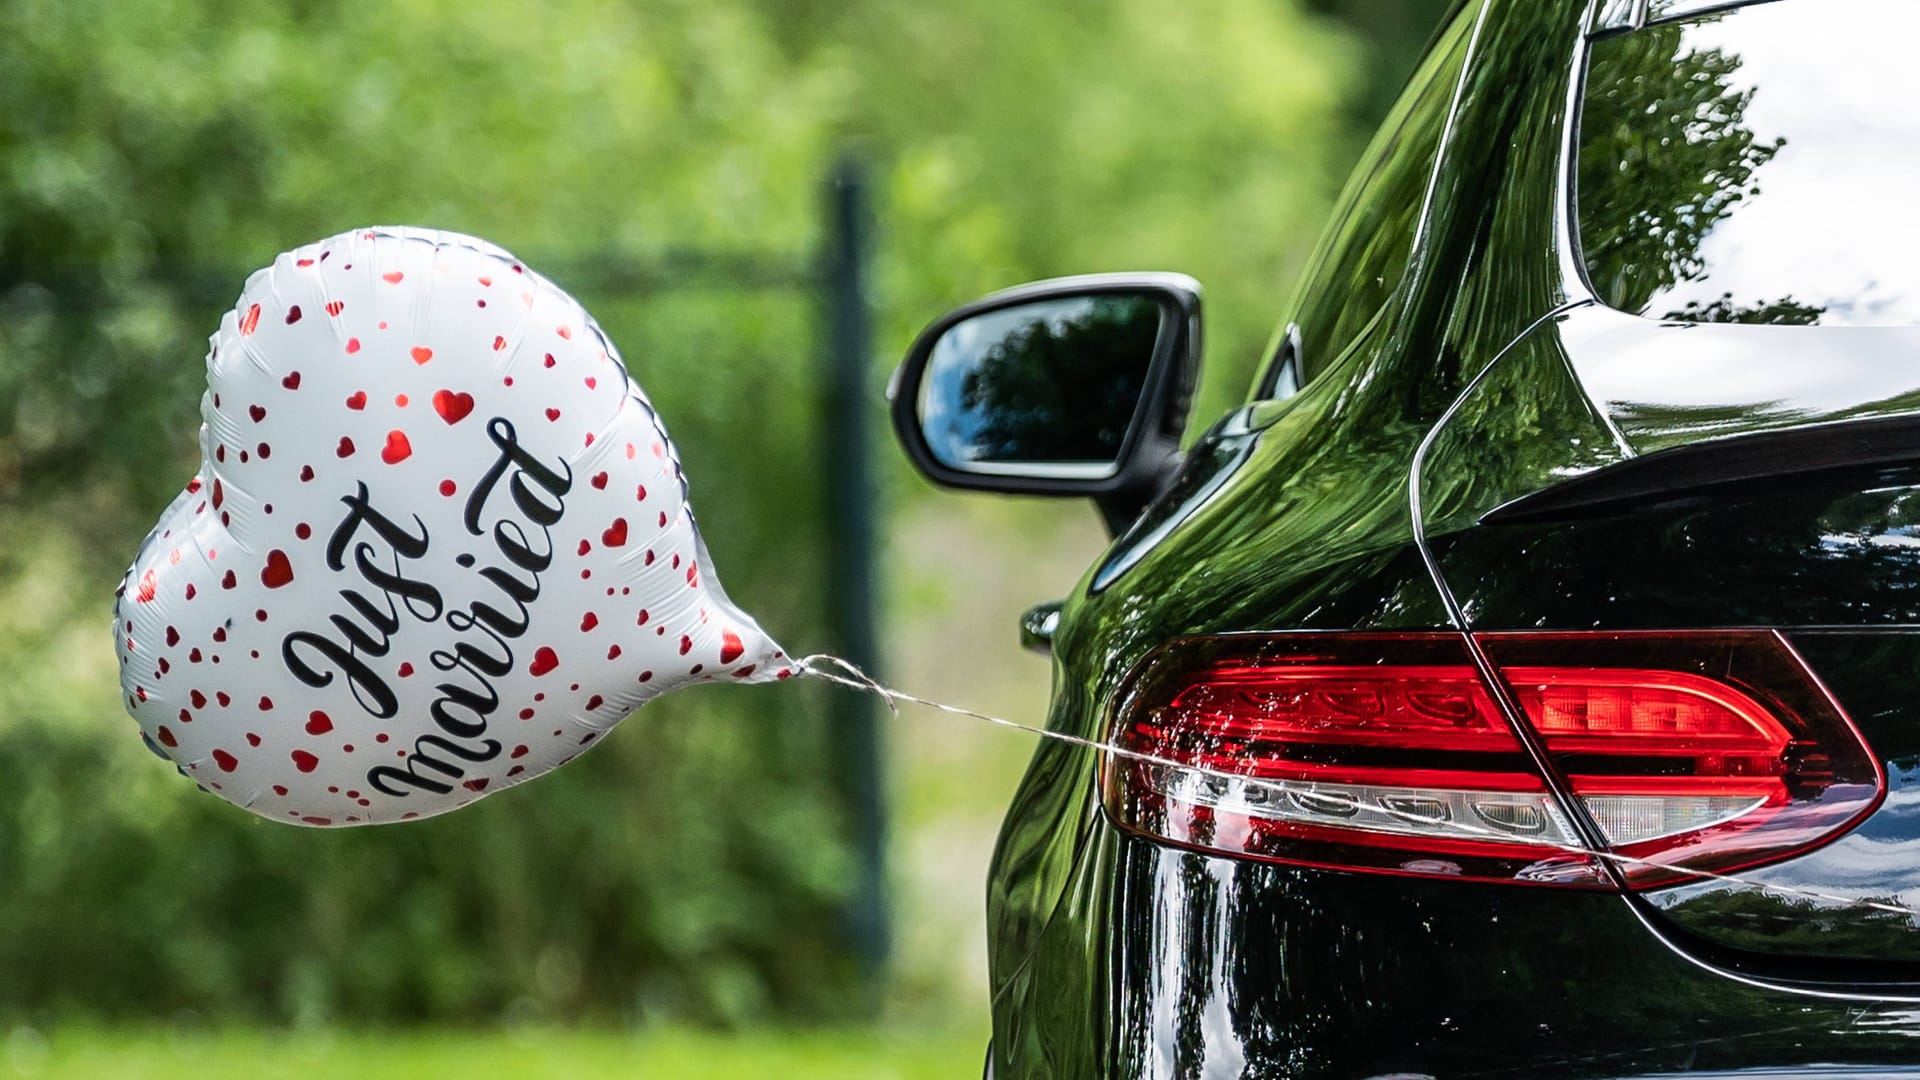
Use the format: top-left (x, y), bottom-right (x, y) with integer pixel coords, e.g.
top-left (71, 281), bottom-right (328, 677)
top-left (888, 0), bottom-right (1920, 1076)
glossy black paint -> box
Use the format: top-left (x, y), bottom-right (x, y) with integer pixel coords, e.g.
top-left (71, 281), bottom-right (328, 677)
top-left (892, 0), bottom-right (1920, 1075)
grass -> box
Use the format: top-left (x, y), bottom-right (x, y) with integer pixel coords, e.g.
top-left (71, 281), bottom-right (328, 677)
top-left (1, 1026), bottom-right (985, 1079)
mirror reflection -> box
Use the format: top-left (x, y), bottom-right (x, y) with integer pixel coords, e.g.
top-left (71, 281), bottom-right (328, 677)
top-left (917, 294), bottom-right (1164, 476)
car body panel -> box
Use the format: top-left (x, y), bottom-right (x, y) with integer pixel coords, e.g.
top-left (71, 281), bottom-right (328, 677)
top-left (1558, 307), bottom-right (1920, 458)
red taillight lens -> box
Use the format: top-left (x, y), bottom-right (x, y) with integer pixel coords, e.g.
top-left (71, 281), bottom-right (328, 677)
top-left (1482, 632), bottom-right (1883, 888)
top-left (1102, 631), bottom-right (1882, 889)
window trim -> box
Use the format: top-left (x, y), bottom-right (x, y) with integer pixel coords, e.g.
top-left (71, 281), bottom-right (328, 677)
top-left (1589, 0), bottom-right (1787, 39)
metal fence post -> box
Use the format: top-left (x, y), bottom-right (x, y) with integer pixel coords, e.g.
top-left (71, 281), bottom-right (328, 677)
top-left (821, 152), bottom-right (890, 986)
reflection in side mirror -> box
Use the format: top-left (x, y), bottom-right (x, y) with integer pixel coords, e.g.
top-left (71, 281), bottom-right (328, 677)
top-left (919, 294), bottom-right (1164, 478)
top-left (889, 272), bottom-right (1202, 534)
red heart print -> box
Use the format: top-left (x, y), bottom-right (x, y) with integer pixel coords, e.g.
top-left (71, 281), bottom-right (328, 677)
top-left (410, 346), bottom-right (433, 365)
top-left (602, 518), bottom-right (627, 547)
top-left (281, 371), bottom-right (301, 390)
top-left (580, 613), bottom-right (598, 632)
top-left (545, 408), bottom-right (560, 422)
top-left (590, 471), bottom-right (608, 489)
top-left (529, 647), bottom-right (559, 676)
top-left (336, 436), bottom-right (355, 458)
top-left (212, 749), bottom-right (239, 772)
top-left (383, 271), bottom-right (405, 284)
top-left (157, 726), bottom-right (178, 748)
top-left (261, 549), bottom-right (294, 589)
top-left (292, 750), bottom-right (319, 773)
top-left (326, 300), bottom-right (345, 317)
top-left (720, 630), bottom-right (745, 664)
top-left (345, 337), bottom-right (361, 355)
top-left (285, 305), bottom-right (302, 325)
top-left (305, 710), bottom-right (333, 735)
top-left (432, 390), bottom-right (474, 425)
top-left (239, 304), bottom-right (261, 336)
top-left (249, 404), bottom-right (266, 422)
top-left (381, 431), bottom-right (412, 464)
top-left (345, 391), bottom-right (367, 410)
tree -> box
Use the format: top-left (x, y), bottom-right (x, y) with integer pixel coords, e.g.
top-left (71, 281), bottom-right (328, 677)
top-left (951, 297), bottom-right (1158, 464)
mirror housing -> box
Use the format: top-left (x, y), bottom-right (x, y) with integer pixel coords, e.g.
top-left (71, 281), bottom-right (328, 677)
top-left (888, 273), bottom-right (1202, 533)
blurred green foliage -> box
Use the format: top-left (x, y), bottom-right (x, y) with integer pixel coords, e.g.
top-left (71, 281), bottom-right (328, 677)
top-left (1, 1025), bottom-right (985, 1079)
top-left (0, 0), bottom-right (1442, 1027)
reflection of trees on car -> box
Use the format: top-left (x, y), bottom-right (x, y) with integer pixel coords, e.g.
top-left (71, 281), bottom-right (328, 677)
top-left (1667, 292), bottom-right (1827, 326)
top-left (1579, 23), bottom-right (1820, 325)
top-left (958, 298), bottom-right (1159, 463)
top-left (1665, 888), bottom-right (1918, 960)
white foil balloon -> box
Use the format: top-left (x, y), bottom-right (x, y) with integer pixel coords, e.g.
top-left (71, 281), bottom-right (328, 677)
top-left (113, 227), bottom-right (794, 827)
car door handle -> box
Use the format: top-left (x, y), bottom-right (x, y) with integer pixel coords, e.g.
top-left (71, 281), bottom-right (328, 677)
top-left (1021, 600), bottom-right (1064, 654)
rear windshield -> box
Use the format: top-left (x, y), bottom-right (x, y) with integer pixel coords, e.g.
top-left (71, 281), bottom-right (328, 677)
top-left (1577, 0), bottom-right (1920, 326)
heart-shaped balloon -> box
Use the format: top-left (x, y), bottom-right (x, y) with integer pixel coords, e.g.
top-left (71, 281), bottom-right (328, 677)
top-left (113, 226), bottom-right (794, 827)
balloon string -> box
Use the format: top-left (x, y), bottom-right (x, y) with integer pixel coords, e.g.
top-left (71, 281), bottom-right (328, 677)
top-left (794, 654), bottom-right (1920, 920)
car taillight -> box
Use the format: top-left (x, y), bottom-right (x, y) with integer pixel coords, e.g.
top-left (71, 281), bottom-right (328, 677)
top-left (1102, 631), bottom-right (1882, 889)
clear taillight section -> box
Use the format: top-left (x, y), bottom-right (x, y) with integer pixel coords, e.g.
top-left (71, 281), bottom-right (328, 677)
top-left (1103, 631), bottom-right (1883, 889)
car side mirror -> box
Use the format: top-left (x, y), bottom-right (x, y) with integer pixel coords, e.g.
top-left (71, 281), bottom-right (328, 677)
top-left (888, 273), bottom-right (1202, 534)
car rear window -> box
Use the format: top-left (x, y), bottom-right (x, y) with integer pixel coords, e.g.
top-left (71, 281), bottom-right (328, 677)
top-left (1577, 0), bottom-right (1920, 326)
